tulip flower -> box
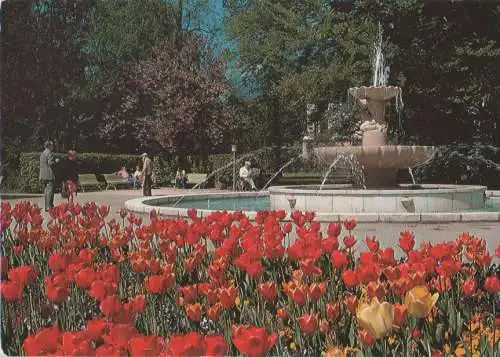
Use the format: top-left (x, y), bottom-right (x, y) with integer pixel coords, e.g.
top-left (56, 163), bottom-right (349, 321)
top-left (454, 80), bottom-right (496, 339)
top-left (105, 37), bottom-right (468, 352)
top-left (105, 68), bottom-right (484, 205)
top-left (232, 325), bottom-right (277, 357)
top-left (356, 298), bottom-right (393, 339)
top-left (404, 286), bottom-right (439, 318)
top-left (298, 313), bottom-right (319, 334)
top-left (393, 304), bottom-right (407, 327)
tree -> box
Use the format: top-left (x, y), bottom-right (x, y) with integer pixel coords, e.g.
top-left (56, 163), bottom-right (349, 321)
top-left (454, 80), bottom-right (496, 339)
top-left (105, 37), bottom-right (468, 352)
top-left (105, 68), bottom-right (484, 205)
top-left (1, 0), bottom-right (95, 186)
top-left (226, 0), bottom-right (378, 146)
top-left (98, 37), bottom-right (235, 157)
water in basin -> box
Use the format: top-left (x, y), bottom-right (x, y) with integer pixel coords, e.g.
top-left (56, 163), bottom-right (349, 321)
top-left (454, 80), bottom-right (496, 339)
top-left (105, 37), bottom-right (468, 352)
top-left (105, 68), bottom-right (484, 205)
top-left (174, 196), bottom-right (270, 211)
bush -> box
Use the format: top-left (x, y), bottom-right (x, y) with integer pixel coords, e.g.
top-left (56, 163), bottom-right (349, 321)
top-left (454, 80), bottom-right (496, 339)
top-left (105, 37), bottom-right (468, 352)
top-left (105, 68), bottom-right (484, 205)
top-left (414, 144), bottom-right (500, 189)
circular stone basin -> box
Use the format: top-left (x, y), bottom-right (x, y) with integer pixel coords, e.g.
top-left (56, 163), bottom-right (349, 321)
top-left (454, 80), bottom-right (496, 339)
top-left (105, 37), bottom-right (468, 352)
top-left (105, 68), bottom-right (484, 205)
top-left (268, 184), bottom-right (487, 213)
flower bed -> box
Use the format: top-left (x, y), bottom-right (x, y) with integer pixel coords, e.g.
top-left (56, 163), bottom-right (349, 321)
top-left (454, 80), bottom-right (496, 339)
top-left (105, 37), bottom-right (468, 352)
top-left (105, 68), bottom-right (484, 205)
top-left (0, 201), bottom-right (499, 356)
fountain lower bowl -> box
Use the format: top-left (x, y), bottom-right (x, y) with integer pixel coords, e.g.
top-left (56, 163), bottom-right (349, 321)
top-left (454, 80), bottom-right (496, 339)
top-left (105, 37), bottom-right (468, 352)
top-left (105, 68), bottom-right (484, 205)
top-left (313, 145), bottom-right (436, 168)
top-left (268, 184), bottom-right (487, 213)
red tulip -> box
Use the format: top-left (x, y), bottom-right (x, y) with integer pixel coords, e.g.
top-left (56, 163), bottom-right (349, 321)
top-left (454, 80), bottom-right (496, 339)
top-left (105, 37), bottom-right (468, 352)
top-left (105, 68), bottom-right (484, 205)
top-left (74, 267), bottom-right (97, 289)
top-left (358, 330), bottom-right (375, 346)
top-left (399, 231), bottom-right (415, 253)
top-left (186, 303), bottom-right (202, 322)
top-left (308, 282), bottom-right (326, 301)
top-left (128, 336), bottom-right (164, 357)
top-left (298, 313), bottom-right (319, 334)
top-left (178, 285), bottom-right (198, 303)
top-left (380, 248), bottom-right (396, 266)
top-left (23, 324), bottom-right (61, 356)
top-left (146, 275), bottom-right (169, 294)
top-left (343, 218), bottom-right (356, 231)
top-left (1, 280), bottom-right (24, 301)
top-left (344, 294), bottom-right (358, 314)
top-left (326, 302), bottom-right (340, 320)
top-left (393, 304), bottom-right (407, 326)
top-left (322, 236), bottom-right (339, 253)
top-left (204, 335), bottom-right (228, 356)
top-left (232, 325), bottom-right (277, 357)
top-left (100, 295), bottom-right (123, 318)
top-left (219, 286), bottom-right (237, 309)
top-left (327, 223), bottom-right (342, 237)
top-left (167, 332), bottom-right (205, 356)
top-left (484, 275), bottom-right (499, 293)
top-left (258, 281), bottom-right (278, 302)
top-left (343, 235), bottom-right (357, 249)
top-left (283, 222), bottom-right (292, 233)
top-left (342, 269), bottom-right (358, 288)
top-left (365, 236), bottom-right (380, 252)
top-left (207, 304), bottom-right (222, 321)
top-left (86, 319), bottom-right (109, 342)
top-left (367, 280), bottom-right (386, 300)
top-left (330, 250), bottom-right (349, 269)
top-left (8, 265), bottom-right (38, 286)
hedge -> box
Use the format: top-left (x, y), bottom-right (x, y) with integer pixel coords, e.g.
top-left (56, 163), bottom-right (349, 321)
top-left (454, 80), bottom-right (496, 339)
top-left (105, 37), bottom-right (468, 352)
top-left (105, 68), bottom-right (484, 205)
top-left (13, 148), bottom-right (305, 192)
top-left (17, 153), bottom-right (160, 193)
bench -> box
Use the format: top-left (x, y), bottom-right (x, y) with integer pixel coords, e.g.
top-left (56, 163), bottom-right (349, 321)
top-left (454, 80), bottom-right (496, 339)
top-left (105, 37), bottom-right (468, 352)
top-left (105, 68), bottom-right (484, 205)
top-left (79, 174), bottom-right (105, 192)
top-left (171, 173), bottom-right (208, 188)
top-left (104, 173), bottom-right (135, 190)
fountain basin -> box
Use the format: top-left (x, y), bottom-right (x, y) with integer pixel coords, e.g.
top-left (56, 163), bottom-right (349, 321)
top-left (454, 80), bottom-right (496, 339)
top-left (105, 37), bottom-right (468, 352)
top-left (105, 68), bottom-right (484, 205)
top-left (268, 184), bottom-right (487, 213)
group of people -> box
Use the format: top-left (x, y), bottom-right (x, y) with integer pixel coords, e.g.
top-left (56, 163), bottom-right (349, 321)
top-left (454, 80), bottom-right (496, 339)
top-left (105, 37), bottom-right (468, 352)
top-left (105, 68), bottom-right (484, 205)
top-left (39, 142), bottom-right (155, 211)
top-left (39, 141), bottom-right (260, 212)
top-left (114, 153), bottom-right (154, 196)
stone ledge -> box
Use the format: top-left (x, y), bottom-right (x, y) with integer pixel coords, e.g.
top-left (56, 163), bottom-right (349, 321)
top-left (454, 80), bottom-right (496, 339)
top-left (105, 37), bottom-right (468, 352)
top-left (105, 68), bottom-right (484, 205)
top-left (378, 213), bottom-right (421, 222)
top-left (421, 213), bottom-right (461, 223)
top-left (338, 213), bottom-right (379, 222)
top-left (461, 212), bottom-right (500, 222)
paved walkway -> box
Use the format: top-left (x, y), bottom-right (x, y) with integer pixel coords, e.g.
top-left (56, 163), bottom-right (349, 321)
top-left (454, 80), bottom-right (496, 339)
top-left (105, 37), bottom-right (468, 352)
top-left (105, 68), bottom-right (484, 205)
top-left (2, 188), bottom-right (499, 254)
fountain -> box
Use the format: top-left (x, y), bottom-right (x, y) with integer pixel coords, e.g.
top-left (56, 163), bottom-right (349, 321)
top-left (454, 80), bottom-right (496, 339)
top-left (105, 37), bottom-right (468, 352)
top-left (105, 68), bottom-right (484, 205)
top-left (268, 23), bottom-right (487, 214)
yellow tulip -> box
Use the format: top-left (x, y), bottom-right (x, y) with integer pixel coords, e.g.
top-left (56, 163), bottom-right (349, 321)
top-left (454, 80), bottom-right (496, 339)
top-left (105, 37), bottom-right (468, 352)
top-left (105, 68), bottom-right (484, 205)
top-left (404, 286), bottom-right (439, 318)
top-left (356, 298), bottom-right (393, 339)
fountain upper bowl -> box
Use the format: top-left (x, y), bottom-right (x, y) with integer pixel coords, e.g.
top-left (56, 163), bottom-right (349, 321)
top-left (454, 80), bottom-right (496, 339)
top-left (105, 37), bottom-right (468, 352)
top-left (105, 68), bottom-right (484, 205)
top-left (348, 86), bottom-right (401, 101)
top-left (313, 145), bottom-right (436, 169)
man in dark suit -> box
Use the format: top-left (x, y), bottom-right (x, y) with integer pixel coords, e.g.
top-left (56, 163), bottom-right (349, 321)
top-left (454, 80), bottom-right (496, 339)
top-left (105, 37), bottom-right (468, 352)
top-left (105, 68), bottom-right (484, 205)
top-left (39, 141), bottom-right (59, 211)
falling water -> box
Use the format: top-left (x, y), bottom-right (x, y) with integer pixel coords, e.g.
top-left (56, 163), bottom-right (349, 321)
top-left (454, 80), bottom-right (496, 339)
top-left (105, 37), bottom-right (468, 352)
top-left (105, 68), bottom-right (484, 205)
top-left (261, 156), bottom-right (300, 190)
top-left (319, 153), bottom-right (367, 190)
top-left (172, 147), bottom-right (271, 207)
top-left (372, 22), bottom-right (389, 87)
top-left (408, 167), bottom-right (416, 185)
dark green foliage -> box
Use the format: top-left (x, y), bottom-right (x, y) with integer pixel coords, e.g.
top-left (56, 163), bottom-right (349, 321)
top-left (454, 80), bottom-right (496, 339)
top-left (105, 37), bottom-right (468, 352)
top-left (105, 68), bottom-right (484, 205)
top-left (414, 144), bottom-right (500, 188)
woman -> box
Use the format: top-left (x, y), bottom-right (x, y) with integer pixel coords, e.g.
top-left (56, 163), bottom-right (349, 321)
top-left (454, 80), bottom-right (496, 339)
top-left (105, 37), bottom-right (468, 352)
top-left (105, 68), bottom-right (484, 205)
top-left (62, 150), bottom-right (79, 203)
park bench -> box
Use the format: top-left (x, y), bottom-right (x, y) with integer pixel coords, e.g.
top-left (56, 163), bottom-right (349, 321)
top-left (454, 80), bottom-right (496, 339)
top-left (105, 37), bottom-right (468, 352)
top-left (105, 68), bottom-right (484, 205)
top-left (79, 173), bottom-right (105, 192)
top-left (103, 173), bottom-right (134, 190)
top-left (171, 173), bottom-right (208, 188)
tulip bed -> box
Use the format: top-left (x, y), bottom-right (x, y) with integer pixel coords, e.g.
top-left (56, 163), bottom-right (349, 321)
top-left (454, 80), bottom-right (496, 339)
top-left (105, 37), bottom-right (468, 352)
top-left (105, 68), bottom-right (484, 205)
top-left (1, 201), bottom-right (499, 357)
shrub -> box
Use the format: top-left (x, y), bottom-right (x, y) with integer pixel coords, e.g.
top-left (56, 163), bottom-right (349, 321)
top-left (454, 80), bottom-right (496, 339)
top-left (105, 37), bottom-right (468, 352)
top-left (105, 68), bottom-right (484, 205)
top-left (414, 144), bottom-right (500, 189)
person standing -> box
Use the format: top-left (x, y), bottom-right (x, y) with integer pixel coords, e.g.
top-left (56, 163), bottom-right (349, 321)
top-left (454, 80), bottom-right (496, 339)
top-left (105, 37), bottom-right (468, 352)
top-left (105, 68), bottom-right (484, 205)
top-left (141, 153), bottom-right (153, 196)
top-left (62, 150), bottom-right (79, 203)
top-left (39, 141), bottom-right (59, 211)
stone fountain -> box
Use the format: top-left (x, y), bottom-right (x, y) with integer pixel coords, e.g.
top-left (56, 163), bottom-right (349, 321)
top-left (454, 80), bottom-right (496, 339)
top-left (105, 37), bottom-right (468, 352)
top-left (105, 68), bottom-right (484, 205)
top-left (310, 24), bottom-right (435, 187)
top-left (268, 23), bottom-right (487, 214)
